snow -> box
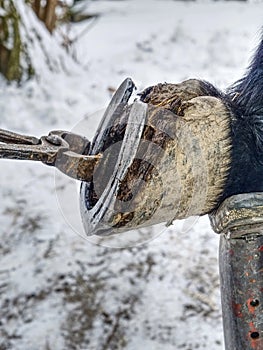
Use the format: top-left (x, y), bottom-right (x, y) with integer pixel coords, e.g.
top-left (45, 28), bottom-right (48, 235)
top-left (0, 1), bottom-right (262, 349)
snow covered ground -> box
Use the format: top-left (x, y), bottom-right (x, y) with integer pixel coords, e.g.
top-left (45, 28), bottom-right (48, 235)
top-left (0, 1), bottom-right (263, 349)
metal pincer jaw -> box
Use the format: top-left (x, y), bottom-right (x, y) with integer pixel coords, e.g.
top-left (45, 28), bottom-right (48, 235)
top-left (80, 78), bottom-right (233, 236)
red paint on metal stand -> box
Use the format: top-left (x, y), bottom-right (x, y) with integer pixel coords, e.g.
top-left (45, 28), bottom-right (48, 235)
top-left (232, 302), bottom-right (243, 318)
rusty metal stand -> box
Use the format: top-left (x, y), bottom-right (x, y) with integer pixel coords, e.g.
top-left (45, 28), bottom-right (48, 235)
top-left (210, 193), bottom-right (263, 350)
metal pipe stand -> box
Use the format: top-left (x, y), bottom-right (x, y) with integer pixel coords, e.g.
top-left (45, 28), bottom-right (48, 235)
top-left (210, 193), bottom-right (263, 350)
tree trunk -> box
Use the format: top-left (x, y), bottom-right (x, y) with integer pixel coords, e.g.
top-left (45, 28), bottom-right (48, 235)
top-left (0, 0), bottom-right (78, 83)
top-left (45, 0), bottom-right (57, 33)
top-left (31, 0), bottom-right (58, 33)
top-left (0, 0), bottom-right (32, 82)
